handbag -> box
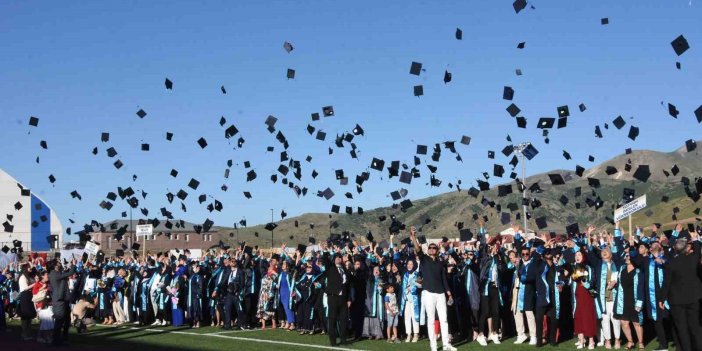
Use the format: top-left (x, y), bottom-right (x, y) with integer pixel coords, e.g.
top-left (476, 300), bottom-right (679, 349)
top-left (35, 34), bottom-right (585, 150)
top-left (32, 288), bottom-right (47, 303)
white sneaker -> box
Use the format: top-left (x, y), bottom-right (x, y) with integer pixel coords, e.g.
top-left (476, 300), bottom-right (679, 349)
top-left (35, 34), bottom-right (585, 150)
top-left (151, 320), bottom-right (161, 326)
top-left (529, 337), bottom-right (537, 345)
top-left (597, 341), bottom-right (605, 347)
top-left (489, 334), bottom-right (501, 344)
top-left (476, 335), bottom-right (488, 346)
top-left (442, 345), bottom-right (457, 351)
top-left (412, 335), bottom-right (419, 343)
top-left (406, 336), bottom-right (411, 343)
top-left (514, 335), bottom-right (528, 344)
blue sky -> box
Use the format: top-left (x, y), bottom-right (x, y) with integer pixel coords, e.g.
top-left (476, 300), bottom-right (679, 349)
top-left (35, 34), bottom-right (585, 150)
top-left (0, 1), bottom-right (700, 239)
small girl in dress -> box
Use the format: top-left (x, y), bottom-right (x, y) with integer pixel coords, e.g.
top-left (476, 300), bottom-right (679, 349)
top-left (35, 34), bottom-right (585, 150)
top-left (37, 299), bottom-right (54, 344)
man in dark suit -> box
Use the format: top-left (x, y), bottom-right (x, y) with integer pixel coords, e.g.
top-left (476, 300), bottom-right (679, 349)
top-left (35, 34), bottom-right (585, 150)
top-left (321, 248), bottom-right (351, 346)
top-left (49, 258), bottom-right (75, 346)
top-left (661, 225), bottom-right (702, 351)
top-left (216, 257), bottom-right (245, 330)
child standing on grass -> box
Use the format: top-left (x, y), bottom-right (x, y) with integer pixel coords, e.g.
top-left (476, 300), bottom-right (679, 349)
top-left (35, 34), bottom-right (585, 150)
top-left (37, 299), bottom-right (54, 343)
top-left (385, 284), bottom-right (400, 343)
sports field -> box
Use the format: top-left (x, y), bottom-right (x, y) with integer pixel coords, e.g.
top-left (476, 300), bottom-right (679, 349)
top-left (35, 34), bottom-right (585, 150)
top-left (1, 320), bottom-right (671, 350)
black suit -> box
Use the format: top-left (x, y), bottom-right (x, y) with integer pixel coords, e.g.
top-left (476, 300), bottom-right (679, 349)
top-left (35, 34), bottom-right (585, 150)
top-left (49, 266), bottom-right (75, 346)
top-left (219, 266), bottom-right (245, 329)
top-left (321, 253), bottom-right (351, 346)
top-left (662, 241), bottom-right (702, 351)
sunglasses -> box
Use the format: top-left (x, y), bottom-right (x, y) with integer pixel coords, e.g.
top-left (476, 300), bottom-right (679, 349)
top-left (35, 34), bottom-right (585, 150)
top-left (521, 253), bottom-right (530, 257)
top-left (428, 246), bottom-right (438, 250)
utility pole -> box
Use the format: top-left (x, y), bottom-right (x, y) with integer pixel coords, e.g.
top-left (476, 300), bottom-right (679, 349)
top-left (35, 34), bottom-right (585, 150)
top-left (270, 209), bottom-right (274, 248)
top-left (513, 142), bottom-right (531, 234)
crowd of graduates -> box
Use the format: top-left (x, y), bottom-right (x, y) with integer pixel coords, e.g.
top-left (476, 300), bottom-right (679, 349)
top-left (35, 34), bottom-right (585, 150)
top-left (1, 221), bottom-right (701, 351)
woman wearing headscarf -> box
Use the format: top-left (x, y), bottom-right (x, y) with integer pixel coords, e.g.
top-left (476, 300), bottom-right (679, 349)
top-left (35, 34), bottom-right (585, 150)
top-left (400, 258), bottom-right (421, 342)
top-left (571, 248), bottom-right (599, 349)
top-left (168, 265), bottom-right (187, 327)
top-left (257, 265), bottom-right (279, 329)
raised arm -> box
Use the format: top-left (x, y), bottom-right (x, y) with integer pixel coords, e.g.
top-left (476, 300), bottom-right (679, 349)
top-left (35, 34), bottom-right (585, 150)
top-left (409, 226), bottom-right (423, 257)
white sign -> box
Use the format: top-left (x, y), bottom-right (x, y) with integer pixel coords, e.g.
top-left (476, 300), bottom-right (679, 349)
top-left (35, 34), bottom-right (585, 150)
top-left (83, 241), bottom-right (99, 256)
top-left (614, 194), bottom-right (647, 222)
top-left (136, 224), bottom-right (153, 237)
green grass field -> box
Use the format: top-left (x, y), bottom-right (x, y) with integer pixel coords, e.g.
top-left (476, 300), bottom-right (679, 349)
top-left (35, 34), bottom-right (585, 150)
top-left (2, 319), bottom-right (674, 350)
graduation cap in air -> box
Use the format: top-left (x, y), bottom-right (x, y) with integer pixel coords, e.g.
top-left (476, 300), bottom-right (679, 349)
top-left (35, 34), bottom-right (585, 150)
top-left (443, 70), bottom-right (452, 84)
top-left (506, 103), bottom-right (520, 117)
top-left (671, 35), bottom-right (690, 56)
top-left (605, 166), bottom-right (618, 175)
top-left (283, 41), bottom-right (294, 53)
top-left (558, 105), bottom-right (570, 117)
top-left (685, 139), bottom-right (697, 152)
top-left (548, 174), bottom-right (565, 185)
top-left (136, 109), bottom-right (147, 118)
top-left (612, 116), bottom-right (626, 129)
top-left (455, 28), bottom-right (462, 40)
top-left (587, 177), bottom-right (601, 188)
top-left (633, 165), bottom-right (651, 183)
top-left (264, 222), bottom-right (277, 231)
top-left (503, 86), bottom-right (514, 100)
top-left (29, 116), bottom-right (39, 127)
top-left (498, 184), bottom-right (512, 197)
top-left (409, 61), bottom-right (422, 75)
top-left (286, 69), bottom-right (295, 79)
top-left (563, 150), bottom-right (572, 160)
top-left (601, 18), bottom-right (609, 25)
top-left (516, 116), bottom-right (527, 128)
top-left (695, 105), bottom-right (702, 123)
top-left (522, 144), bottom-right (539, 160)
top-left (413, 85), bottom-right (423, 97)
top-left (513, 0), bottom-right (527, 13)
top-left (537, 117), bottom-right (555, 129)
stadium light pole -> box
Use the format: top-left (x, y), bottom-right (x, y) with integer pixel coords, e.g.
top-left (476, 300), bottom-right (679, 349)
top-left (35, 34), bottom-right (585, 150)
top-left (513, 142), bottom-right (532, 234)
top-left (270, 209), bottom-right (274, 248)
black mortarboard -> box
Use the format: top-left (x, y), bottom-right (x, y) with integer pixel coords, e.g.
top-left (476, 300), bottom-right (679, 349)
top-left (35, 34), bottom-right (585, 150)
top-left (331, 204), bottom-right (340, 213)
top-left (494, 164), bottom-right (505, 177)
top-left (498, 184), bottom-right (512, 197)
top-left (400, 199), bottom-right (413, 210)
top-left (685, 139), bottom-right (697, 152)
top-left (106, 147), bottom-right (117, 157)
top-left (322, 106), bottom-right (334, 117)
top-left (264, 223), bottom-right (278, 231)
top-left (516, 116), bottom-right (527, 128)
top-left (537, 117), bottom-right (555, 129)
top-left (488, 150), bottom-right (495, 159)
top-left (166, 132), bottom-right (173, 141)
top-left (588, 177), bottom-right (601, 188)
top-left (563, 150), bottom-right (571, 160)
top-left (633, 165), bottom-right (651, 183)
top-left (513, 0), bottom-right (527, 13)
top-left (417, 144), bottom-right (428, 155)
top-left (522, 144), bottom-right (539, 160)
top-left (517, 41), bottom-right (525, 49)
top-left (668, 103), bottom-right (679, 118)
top-left (503, 86), bottom-right (514, 100)
top-left (671, 34), bottom-right (689, 56)
top-left (443, 70), bottom-right (452, 84)
top-left (370, 157), bottom-right (385, 171)
top-left (164, 78), bottom-right (173, 90)
top-left (410, 61), bottom-right (422, 75)
top-left (557, 116), bottom-right (567, 129)
top-left (141, 143), bottom-right (149, 151)
top-left (460, 135), bottom-right (471, 146)
top-left (695, 105), bottom-right (702, 123)
top-left (559, 195), bottom-right (569, 206)
top-left (413, 85), bottom-right (423, 97)
top-left (588, 155), bottom-right (595, 162)
top-left (566, 223), bottom-right (580, 236)
top-left (197, 137), bottom-right (207, 149)
top-left (113, 160), bottom-right (123, 169)
top-left (286, 68), bottom-right (295, 79)
top-left (605, 166), bottom-right (618, 175)
top-left (455, 27), bottom-right (463, 40)
top-left (549, 173), bottom-right (565, 185)
top-left (535, 217), bottom-right (548, 229)
top-left (557, 105), bottom-right (570, 117)
top-left (601, 18), bottom-right (609, 25)
top-left (506, 103), bottom-right (520, 117)
top-left (29, 116), bottom-right (39, 127)
top-left (500, 212), bottom-right (511, 225)
top-left (136, 109), bottom-right (147, 118)
top-left (579, 103), bottom-right (587, 112)
top-left (612, 116), bottom-right (626, 129)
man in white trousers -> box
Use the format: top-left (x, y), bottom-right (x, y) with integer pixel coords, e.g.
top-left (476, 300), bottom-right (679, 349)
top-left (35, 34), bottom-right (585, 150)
top-left (410, 226), bottom-right (456, 351)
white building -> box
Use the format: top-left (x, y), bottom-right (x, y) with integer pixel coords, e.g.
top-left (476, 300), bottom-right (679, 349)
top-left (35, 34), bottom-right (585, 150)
top-left (0, 168), bottom-right (63, 252)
